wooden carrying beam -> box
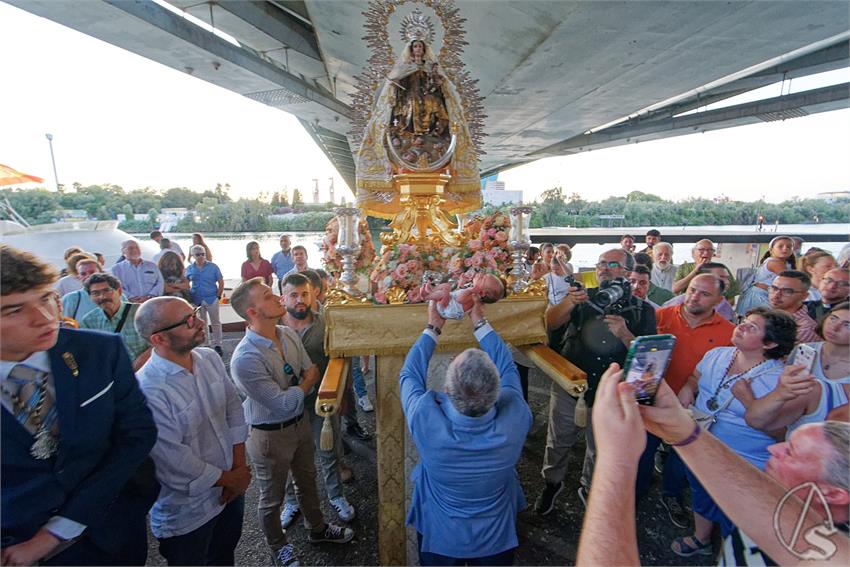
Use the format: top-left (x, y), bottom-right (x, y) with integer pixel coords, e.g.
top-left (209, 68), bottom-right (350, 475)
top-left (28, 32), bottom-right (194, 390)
top-left (316, 357), bottom-right (350, 408)
top-left (520, 344), bottom-right (587, 397)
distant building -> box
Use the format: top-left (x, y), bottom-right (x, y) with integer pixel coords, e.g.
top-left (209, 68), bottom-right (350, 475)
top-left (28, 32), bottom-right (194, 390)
top-left (482, 178), bottom-right (523, 206)
top-left (816, 191), bottom-right (850, 203)
top-left (57, 209), bottom-right (88, 222)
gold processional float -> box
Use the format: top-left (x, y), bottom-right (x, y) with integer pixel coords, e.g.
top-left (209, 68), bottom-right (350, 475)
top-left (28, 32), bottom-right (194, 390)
top-left (312, 1), bottom-right (586, 564)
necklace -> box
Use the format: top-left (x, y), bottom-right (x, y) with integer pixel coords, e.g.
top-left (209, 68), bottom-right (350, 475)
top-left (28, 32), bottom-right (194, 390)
top-left (706, 350), bottom-right (770, 412)
top-left (1, 373), bottom-right (58, 459)
top-left (822, 348), bottom-right (850, 372)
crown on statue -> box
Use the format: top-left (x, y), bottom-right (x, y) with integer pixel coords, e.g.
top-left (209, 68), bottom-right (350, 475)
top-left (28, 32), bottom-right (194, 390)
top-left (400, 8), bottom-right (434, 45)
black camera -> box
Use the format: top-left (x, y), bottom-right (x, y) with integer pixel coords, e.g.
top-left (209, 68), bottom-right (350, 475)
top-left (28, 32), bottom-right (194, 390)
top-left (589, 277), bottom-right (632, 314)
top-left (564, 274), bottom-right (583, 290)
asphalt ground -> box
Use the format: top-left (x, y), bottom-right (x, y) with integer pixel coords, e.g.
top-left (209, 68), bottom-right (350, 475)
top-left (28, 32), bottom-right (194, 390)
top-left (144, 333), bottom-right (715, 566)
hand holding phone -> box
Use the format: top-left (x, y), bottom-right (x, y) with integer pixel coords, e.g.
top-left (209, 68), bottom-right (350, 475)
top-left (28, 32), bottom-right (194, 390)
top-left (790, 344), bottom-right (817, 374)
top-left (622, 334), bottom-right (677, 405)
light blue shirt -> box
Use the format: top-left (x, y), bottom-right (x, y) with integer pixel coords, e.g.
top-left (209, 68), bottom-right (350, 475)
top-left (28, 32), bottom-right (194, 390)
top-left (270, 250), bottom-right (295, 280)
top-left (185, 261), bottom-right (223, 305)
top-left (62, 289), bottom-right (129, 321)
top-left (694, 347), bottom-right (783, 470)
top-left (401, 324), bottom-right (532, 557)
top-left (0, 352), bottom-right (86, 541)
top-left (230, 326), bottom-right (313, 425)
top-left (110, 259), bottom-right (164, 298)
top-left (137, 348), bottom-right (248, 539)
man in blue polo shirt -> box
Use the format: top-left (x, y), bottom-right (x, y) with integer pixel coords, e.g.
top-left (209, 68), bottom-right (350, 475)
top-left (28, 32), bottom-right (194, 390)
top-left (185, 245), bottom-right (224, 356)
top-left (270, 234), bottom-right (294, 293)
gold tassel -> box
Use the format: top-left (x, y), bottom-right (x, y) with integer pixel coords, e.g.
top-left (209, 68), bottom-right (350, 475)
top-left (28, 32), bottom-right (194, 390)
top-left (320, 415), bottom-right (334, 451)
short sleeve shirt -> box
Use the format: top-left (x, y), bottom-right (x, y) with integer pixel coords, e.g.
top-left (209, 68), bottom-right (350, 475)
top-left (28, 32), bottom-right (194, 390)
top-left (185, 262), bottom-right (223, 305)
top-left (656, 305), bottom-right (734, 393)
top-left (79, 303), bottom-right (149, 360)
top-left (558, 290), bottom-right (657, 406)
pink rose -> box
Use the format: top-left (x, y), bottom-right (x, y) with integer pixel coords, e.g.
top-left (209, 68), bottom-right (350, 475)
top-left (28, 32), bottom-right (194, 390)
top-left (495, 231), bottom-right (508, 242)
top-left (406, 260), bottom-right (418, 270)
top-left (468, 239), bottom-right (482, 251)
top-left (396, 264), bottom-right (408, 278)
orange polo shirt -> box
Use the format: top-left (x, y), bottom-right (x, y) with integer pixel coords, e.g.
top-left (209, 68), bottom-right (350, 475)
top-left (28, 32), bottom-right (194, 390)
top-left (656, 304), bottom-right (735, 393)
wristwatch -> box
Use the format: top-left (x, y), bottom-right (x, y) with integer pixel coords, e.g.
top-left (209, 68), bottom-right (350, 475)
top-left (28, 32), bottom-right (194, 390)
top-left (425, 323), bottom-right (442, 335)
top-left (473, 318), bottom-right (489, 331)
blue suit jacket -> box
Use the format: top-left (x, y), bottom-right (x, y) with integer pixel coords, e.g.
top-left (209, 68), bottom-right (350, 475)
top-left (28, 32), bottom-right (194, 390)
top-left (1, 328), bottom-right (157, 549)
top-left (400, 327), bottom-right (533, 558)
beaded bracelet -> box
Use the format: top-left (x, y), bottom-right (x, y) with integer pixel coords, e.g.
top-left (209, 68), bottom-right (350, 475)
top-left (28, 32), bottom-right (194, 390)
top-left (670, 421), bottom-right (701, 447)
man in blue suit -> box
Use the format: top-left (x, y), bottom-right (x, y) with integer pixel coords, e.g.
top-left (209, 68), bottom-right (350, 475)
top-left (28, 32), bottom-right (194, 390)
top-left (401, 296), bottom-right (532, 565)
top-left (1, 245), bottom-right (157, 566)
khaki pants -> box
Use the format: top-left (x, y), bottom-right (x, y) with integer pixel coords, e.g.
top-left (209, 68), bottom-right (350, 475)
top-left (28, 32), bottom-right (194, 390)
top-left (541, 382), bottom-right (594, 489)
top-left (247, 417), bottom-right (324, 551)
top-left (198, 300), bottom-right (222, 348)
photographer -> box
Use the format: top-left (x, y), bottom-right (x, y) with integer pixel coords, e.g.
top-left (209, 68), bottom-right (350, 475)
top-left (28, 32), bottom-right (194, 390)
top-left (535, 249), bottom-right (656, 515)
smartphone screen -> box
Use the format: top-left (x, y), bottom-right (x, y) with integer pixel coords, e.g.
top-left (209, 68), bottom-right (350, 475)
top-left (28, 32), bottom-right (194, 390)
top-left (623, 334), bottom-right (677, 405)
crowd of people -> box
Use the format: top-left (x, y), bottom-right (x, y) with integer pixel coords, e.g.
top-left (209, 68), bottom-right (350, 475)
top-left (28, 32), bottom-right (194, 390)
top-left (1, 226), bottom-right (847, 566)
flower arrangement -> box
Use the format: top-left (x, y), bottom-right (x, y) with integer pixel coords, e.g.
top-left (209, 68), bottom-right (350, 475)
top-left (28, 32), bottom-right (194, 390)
top-left (321, 217), bottom-right (376, 276)
top-left (452, 210), bottom-right (512, 275)
top-left (364, 211), bottom-right (515, 304)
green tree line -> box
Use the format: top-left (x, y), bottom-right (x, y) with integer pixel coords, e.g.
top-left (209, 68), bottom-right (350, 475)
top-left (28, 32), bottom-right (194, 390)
top-left (3, 184), bottom-right (845, 233)
top-left (530, 188), bottom-right (848, 228)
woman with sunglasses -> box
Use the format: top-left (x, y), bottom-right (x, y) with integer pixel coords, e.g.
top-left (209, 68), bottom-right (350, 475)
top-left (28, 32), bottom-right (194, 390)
top-left (671, 307), bottom-right (796, 557)
top-left (744, 302), bottom-right (850, 434)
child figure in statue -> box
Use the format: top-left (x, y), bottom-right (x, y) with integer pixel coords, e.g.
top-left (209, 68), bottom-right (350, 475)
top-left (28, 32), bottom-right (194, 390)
top-left (421, 272), bottom-right (506, 320)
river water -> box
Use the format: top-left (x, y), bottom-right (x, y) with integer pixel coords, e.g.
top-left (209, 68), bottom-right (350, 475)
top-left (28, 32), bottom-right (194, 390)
top-left (151, 223), bottom-right (847, 286)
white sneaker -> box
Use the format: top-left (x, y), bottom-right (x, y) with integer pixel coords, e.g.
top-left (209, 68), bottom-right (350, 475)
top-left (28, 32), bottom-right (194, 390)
top-left (357, 395), bottom-right (374, 412)
top-left (280, 501), bottom-right (300, 529)
top-left (330, 496), bottom-right (356, 522)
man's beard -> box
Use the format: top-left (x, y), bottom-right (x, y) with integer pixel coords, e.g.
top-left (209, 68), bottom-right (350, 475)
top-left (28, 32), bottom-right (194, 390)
top-left (171, 330), bottom-right (205, 354)
top-left (287, 306), bottom-right (310, 320)
top-left (656, 261), bottom-right (670, 269)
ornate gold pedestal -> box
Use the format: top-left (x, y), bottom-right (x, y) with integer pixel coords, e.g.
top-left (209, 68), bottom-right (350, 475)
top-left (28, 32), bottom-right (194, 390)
top-left (380, 172), bottom-right (469, 247)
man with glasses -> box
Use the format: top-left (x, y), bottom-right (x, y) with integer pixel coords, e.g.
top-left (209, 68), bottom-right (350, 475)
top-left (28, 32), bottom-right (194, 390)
top-left (534, 248), bottom-right (656, 516)
top-left (79, 273), bottom-right (151, 371)
top-left (673, 239), bottom-right (740, 300)
top-left (229, 278), bottom-right (354, 566)
top-left (768, 270), bottom-right (819, 343)
top-left (185, 245), bottom-right (225, 357)
top-left (61, 258), bottom-right (107, 321)
top-left (135, 297), bottom-right (250, 566)
top-left (110, 240), bottom-right (164, 303)
top-left (1, 245), bottom-right (157, 566)
top-left (806, 267), bottom-right (850, 324)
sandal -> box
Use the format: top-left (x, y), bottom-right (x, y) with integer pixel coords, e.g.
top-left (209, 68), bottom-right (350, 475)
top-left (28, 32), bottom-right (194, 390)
top-left (671, 535), bottom-right (713, 557)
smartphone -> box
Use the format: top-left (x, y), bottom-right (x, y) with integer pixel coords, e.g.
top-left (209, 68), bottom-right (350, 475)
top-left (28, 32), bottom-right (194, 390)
top-left (622, 334), bottom-right (677, 405)
top-left (790, 344), bottom-right (817, 374)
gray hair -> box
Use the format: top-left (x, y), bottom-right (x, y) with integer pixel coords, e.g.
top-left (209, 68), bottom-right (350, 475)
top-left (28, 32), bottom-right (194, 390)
top-left (654, 241), bottom-right (674, 255)
top-left (822, 421), bottom-right (849, 491)
top-left (445, 348), bottom-right (500, 417)
top-left (121, 239), bottom-right (139, 251)
top-left (190, 245), bottom-right (206, 255)
top-left (135, 296), bottom-right (192, 340)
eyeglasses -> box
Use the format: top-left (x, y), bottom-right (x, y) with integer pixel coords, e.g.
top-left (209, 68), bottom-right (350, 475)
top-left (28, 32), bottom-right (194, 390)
top-left (151, 306), bottom-right (202, 335)
top-left (89, 287), bottom-right (118, 297)
top-left (696, 247), bottom-right (715, 253)
top-left (769, 285), bottom-right (804, 297)
top-left (822, 277), bottom-right (850, 288)
top-left (193, 252), bottom-right (206, 257)
top-left (596, 261), bottom-right (622, 269)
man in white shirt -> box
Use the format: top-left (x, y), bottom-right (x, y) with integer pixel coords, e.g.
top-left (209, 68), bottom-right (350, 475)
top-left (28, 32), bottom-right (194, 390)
top-left (135, 296), bottom-right (250, 565)
top-left (150, 231), bottom-right (185, 262)
top-left (111, 240), bottom-right (164, 302)
top-left (650, 241), bottom-right (676, 292)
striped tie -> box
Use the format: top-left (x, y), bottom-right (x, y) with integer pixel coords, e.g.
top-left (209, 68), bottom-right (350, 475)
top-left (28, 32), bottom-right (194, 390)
top-left (4, 365), bottom-right (57, 437)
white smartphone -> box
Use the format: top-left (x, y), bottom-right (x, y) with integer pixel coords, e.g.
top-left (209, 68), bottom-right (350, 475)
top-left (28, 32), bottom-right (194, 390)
top-left (790, 344), bottom-right (818, 374)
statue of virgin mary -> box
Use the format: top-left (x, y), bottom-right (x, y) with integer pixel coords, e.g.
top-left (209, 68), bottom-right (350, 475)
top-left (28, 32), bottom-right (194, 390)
top-left (355, 9), bottom-right (480, 219)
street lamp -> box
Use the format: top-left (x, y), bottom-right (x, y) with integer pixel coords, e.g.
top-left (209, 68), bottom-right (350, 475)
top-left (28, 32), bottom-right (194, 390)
top-left (45, 133), bottom-right (60, 192)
